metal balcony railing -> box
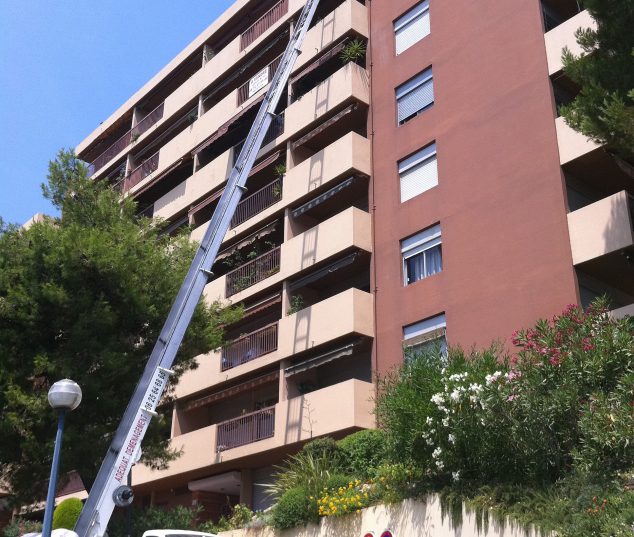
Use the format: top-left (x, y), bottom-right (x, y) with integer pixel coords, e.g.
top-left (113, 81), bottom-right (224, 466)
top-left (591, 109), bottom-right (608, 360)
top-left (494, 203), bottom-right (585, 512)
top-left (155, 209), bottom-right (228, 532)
top-left (231, 178), bottom-right (282, 228)
top-left (124, 151), bottom-right (160, 192)
top-left (225, 247), bottom-right (281, 297)
top-left (88, 102), bottom-right (165, 176)
top-left (221, 323), bottom-right (278, 371)
top-left (216, 406), bottom-right (276, 452)
top-left (240, 0), bottom-right (288, 51)
top-left (237, 55), bottom-right (283, 105)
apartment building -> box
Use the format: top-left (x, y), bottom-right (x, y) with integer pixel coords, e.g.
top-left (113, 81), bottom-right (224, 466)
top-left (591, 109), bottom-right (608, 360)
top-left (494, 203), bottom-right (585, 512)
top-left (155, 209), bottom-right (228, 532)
top-left (74, 0), bottom-right (634, 522)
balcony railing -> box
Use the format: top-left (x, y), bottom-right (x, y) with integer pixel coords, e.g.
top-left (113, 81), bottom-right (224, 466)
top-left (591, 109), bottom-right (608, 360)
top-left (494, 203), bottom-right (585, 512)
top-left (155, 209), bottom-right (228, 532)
top-left (232, 112), bottom-right (285, 166)
top-left (241, 0), bottom-right (289, 51)
top-left (216, 406), bottom-right (276, 452)
top-left (238, 55), bottom-right (283, 105)
top-left (231, 178), bottom-right (282, 228)
top-left (226, 246), bottom-right (281, 297)
top-left (89, 102), bottom-right (165, 176)
top-left (124, 151), bottom-right (160, 192)
top-left (221, 322), bottom-right (278, 371)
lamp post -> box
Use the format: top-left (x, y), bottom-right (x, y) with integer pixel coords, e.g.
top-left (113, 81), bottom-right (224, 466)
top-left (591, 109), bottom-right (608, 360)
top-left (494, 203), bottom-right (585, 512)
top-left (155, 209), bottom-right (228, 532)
top-left (42, 379), bottom-right (82, 537)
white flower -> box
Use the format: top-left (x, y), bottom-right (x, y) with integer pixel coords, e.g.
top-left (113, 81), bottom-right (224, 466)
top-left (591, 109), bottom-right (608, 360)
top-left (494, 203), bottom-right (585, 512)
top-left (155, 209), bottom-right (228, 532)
top-left (469, 395), bottom-right (479, 404)
top-left (448, 433), bottom-right (456, 445)
top-left (452, 471), bottom-right (460, 482)
top-left (442, 417), bottom-right (450, 427)
top-left (436, 460), bottom-right (445, 470)
top-left (449, 389), bottom-right (461, 402)
top-left (485, 371), bottom-right (503, 385)
top-left (432, 447), bottom-right (442, 459)
top-left (431, 393), bottom-right (445, 406)
top-left (426, 416), bottom-right (434, 426)
top-left (425, 437), bottom-right (434, 446)
top-left (469, 383), bottom-right (483, 393)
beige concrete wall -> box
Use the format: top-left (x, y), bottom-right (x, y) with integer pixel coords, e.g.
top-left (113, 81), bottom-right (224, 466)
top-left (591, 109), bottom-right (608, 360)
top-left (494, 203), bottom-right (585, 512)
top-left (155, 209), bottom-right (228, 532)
top-left (176, 287), bottom-right (374, 400)
top-left (555, 116), bottom-right (600, 165)
top-left (567, 190), bottom-right (634, 265)
top-left (218, 497), bottom-right (542, 537)
top-left (284, 62), bottom-right (370, 139)
top-left (204, 207), bottom-right (372, 302)
top-left (134, 380), bottom-right (374, 486)
top-left (190, 131), bottom-right (371, 243)
top-left (154, 148), bottom-right (233, 220)
top-left (277, 288), bottom-right (374, 357)
top-left (544, 10), bottom-right (595, 75)
top-left (293, 0), bottom-right (369, 73)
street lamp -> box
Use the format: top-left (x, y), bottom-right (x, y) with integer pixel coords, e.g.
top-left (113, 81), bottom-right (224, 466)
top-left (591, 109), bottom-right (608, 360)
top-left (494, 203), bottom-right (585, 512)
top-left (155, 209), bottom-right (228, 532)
top-left (42, 379), bottom-right (82, 537)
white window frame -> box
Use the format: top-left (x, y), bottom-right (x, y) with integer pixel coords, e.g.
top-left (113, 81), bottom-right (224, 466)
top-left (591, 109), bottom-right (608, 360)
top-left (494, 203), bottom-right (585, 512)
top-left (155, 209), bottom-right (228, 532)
top-left (399, 142), bottom-right (438, 202)
top-left (394, 0), bottom-right (430, 55)
top-left (401, 224), bottom-right (442, 286)
top-left (403, 313), bottom-right (447, 358)
top-left (396, 67), bottom-right (434, 125)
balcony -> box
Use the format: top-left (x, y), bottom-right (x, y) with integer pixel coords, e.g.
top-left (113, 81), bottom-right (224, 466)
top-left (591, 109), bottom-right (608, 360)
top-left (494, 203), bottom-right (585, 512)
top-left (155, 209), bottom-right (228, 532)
top-left (133, 379), bottom-right (374, 485)
top-left (567, 191), bottom-right (634, 265)
top-left (221, 322), bottom-right (279, 371)
top-left (205, 207), bottom-right (372, 302)
top-left (544, 10), bottom-right (595, 75)
top-left (225, 247), bottom-right (281, 298)
top-left (241, 0), bottom-right (288, 51)
top-left (231, 178), bottom-right (282, 228)
top-left (216, 406), bottom-right (276, 452)
top-left (120, 151), bottom-right (160, 192)
top-left (292, 0), bottom-right (369, 75)
top-left (285, 62), bottom-right (370, 140)
top-left (556, 116), bottom-right (600, 165)
top-left (237, 56), bottom-right (282, 106)
top-left (88, 103), bottom-right (165, 175)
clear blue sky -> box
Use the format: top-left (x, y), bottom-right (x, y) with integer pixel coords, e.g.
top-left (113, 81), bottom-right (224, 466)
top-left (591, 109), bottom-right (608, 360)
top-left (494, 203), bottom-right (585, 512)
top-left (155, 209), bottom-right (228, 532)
top-left (0, 0), bottom-right (233, 225)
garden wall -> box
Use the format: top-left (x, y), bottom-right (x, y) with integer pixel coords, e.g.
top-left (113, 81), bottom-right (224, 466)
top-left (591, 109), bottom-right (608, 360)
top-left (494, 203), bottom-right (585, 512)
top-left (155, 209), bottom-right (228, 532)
top-left (219, 496), bottom-right (542, 537)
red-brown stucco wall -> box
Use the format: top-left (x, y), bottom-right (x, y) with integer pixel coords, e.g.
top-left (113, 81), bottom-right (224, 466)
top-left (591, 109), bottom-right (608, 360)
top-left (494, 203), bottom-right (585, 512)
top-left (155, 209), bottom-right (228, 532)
top-left (368, 0), bottom-right (580, 374)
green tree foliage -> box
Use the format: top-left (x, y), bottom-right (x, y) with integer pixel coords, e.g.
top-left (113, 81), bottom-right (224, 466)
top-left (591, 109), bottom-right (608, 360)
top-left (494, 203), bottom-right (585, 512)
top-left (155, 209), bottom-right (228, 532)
top-left (52, 498), bottom-right (83, 530)
top-left (271, 487), bottom-right (318, 530)
top-left (0, 150), bottom-right (241, 504)
top-left (561, 0), bottom-right (634, 161)
top-left (337, 429), bottom-right (387, 480)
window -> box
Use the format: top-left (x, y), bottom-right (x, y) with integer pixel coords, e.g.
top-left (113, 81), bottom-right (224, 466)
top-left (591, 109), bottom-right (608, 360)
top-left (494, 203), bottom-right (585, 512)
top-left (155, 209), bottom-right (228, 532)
top-left (401, 224), bottom-right (442, 285)
top-left (403, 313), bottom-right (447, 357)
top-left (396, 67), bottom-right (434, 125)
top-left (399, 142), bottom-right (437, 202)
top-left (394, 1), bottom-right (430, 55)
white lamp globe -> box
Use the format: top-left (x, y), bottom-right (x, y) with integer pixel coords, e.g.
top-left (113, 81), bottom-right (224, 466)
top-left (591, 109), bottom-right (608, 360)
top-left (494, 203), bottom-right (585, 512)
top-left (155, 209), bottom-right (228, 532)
top-left (48, 379), bottom-right (82, 411)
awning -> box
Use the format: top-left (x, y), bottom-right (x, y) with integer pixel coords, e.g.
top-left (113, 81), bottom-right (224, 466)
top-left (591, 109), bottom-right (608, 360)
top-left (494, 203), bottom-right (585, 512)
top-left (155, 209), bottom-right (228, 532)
top-left (188, 188), bottom-right (224, 221)
top-left (132, 157), bottom-right (186, 198)
top-left (249, 150), bottom-right (282, 176)
top-left (291, 176), bottom-right (357, 218)
top-left (285, 341), bottom-right (360, 377)
top-left (215, 220), bottom-right (278, 261)
top-left (242, 293), bottom-right (282, 318)
top-left (290, 40), bottom-right (347, 86)
top-left (289, 251), bottom-right (360, 291)
top-left (183, 370), bottom-right (279, 411)
top-left (191, 95), bottom-right (265, 156)
top-left (291, 104), bottom-right (357, 150)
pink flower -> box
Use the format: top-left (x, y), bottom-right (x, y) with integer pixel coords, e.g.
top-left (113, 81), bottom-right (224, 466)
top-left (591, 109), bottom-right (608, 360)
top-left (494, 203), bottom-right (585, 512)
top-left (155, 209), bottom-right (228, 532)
top-left (507, 394), bottom-right (518, 402)
top-left (507, 369), bottom-right (521, 381)
top-left (549, 356), bottom-right (561, 366)
top-left (582, 338), bottom-right (594, 351)
top-left (510, 355), bottom-right (518, 366)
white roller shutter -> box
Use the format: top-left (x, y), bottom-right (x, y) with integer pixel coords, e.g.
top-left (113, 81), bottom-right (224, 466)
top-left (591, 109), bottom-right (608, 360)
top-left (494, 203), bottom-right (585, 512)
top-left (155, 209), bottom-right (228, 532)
top-left (396, 68), bottom-right (434, 124)
top-left (395, 1), bottom-right (430, 55)
top-left (399, 143), bottom-right (438, 202)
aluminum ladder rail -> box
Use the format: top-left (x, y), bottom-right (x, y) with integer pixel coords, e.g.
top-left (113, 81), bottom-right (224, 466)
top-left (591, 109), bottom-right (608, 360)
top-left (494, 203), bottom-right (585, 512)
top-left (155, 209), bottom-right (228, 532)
top-left (74, 1), bottom-right (320, 535)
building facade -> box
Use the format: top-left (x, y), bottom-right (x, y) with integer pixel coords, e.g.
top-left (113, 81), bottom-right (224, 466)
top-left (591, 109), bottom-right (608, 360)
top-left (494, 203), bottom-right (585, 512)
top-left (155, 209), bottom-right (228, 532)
top-left (75, 0), bottom-right (634, 521)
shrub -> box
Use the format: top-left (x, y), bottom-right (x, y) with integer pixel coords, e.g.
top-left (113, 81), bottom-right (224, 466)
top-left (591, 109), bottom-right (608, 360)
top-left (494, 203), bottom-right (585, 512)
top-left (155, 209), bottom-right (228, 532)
top-left (301, 437), bottom-right (342, 465)
top-left (338, 429), bottom-right (387, 479)
top-left (271, 487), bottom-right (318, 529)
top-left (52, 497), bottom-right (84, 530)
top-left (108, 505), bottom-right (200, 537)
top-left (316, 478), bottom-right (370, 517)
top-left (372, 462), bottom-right (421, 504)
top-left (2, 518), bottom-right (41, 537)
